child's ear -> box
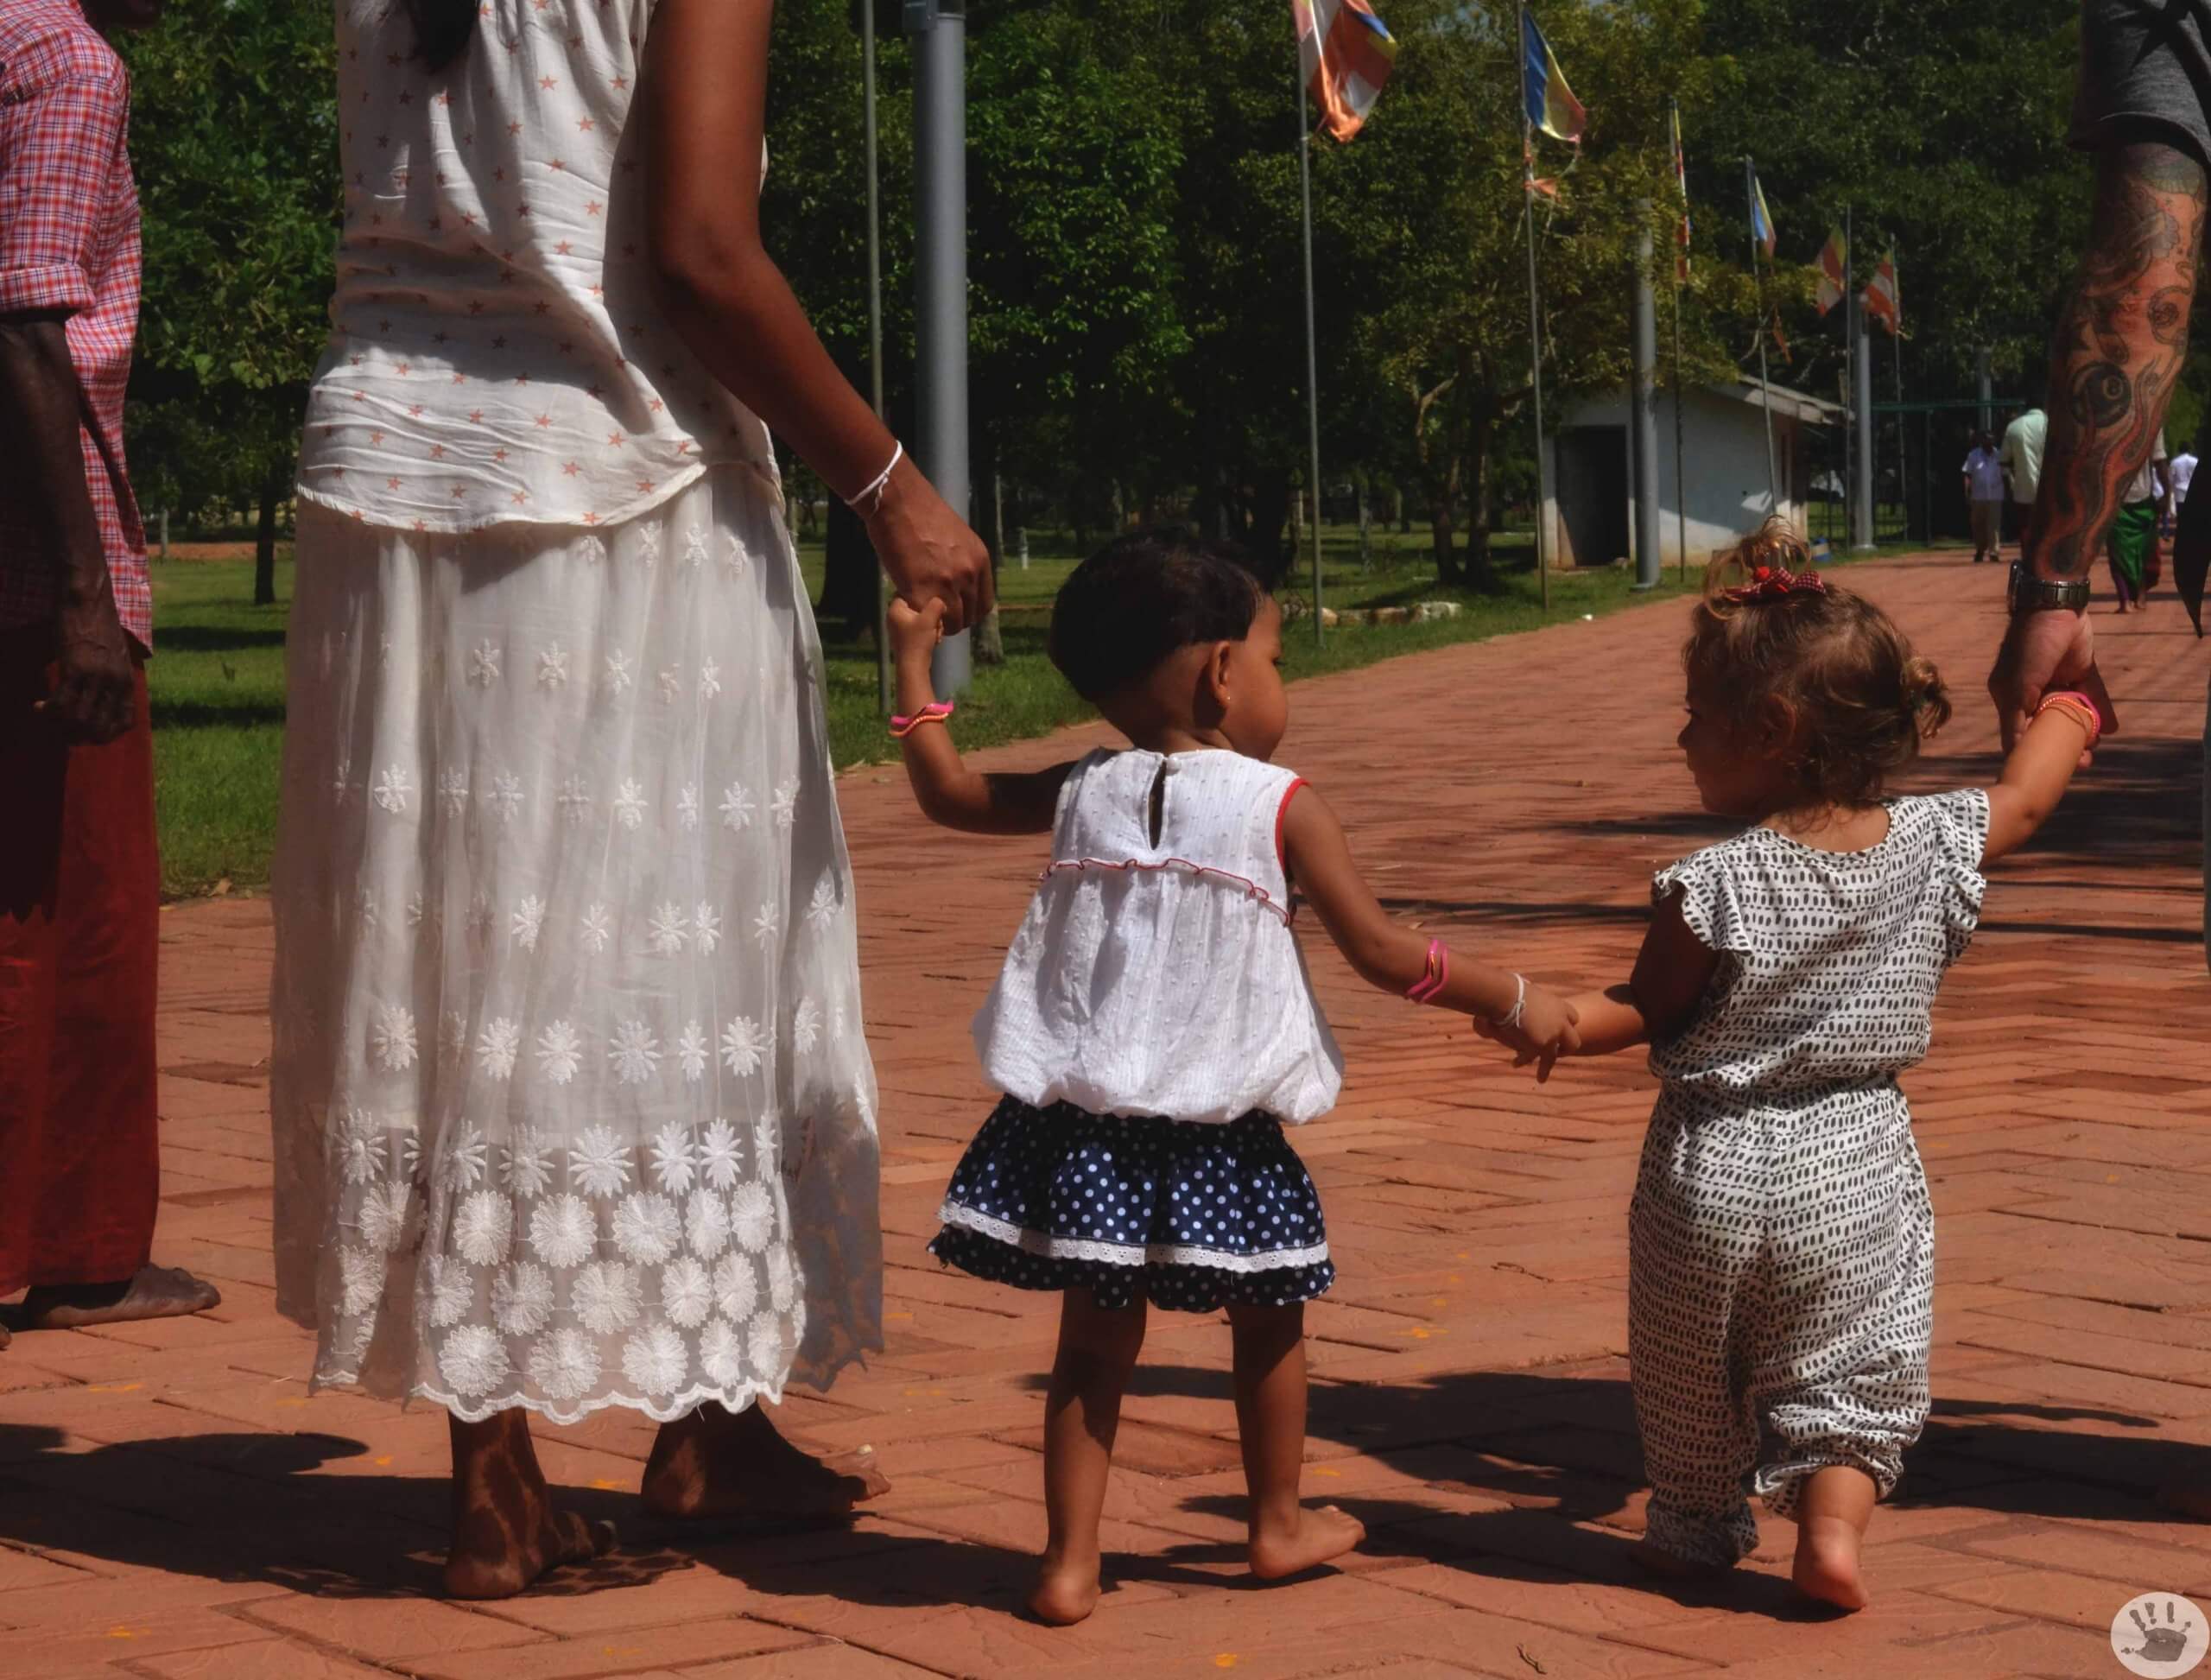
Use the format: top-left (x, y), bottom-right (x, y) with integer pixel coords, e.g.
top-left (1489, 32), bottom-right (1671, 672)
top-left (1202, 639), bottom-right (1235, 712)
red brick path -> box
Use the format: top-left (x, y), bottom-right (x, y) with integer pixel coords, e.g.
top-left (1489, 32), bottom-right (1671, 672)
top-left (6, 555), bottom-right (2211, 1677)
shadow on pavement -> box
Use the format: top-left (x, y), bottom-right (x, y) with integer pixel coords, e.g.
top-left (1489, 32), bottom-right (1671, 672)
top-left (0, 1359), bottom-right (2197, 1626)
top-left (0, 1423), bottom-right (684, 1601)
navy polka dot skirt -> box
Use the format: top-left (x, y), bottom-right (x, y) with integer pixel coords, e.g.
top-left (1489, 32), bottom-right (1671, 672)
top-left (928, 1097), bottom-right (1335, 1313)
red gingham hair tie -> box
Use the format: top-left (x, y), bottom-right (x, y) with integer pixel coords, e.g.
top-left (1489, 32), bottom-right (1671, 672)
top-left (1724, 564), bottom-right (1826, 605)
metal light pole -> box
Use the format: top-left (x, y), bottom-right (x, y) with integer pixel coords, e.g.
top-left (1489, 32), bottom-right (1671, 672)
top-left (907, 0), bottom-right (970, 695)
top-left (1631, 204), bottom-right (1661, 590)
top-left (862, 0), bottom-right (890, 712)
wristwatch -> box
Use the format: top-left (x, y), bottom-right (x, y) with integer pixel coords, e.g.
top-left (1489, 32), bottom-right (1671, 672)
top-left (2008, 561), bottom-right (2090, 616)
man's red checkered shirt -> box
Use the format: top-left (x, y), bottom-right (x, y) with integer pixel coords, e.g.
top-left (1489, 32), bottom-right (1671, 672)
top-left (0, 0), bottom-right (149, 651)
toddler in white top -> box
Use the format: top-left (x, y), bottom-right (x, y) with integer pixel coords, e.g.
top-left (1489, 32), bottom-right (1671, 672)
top-left (888, 530), bottom-right (1580, 1625)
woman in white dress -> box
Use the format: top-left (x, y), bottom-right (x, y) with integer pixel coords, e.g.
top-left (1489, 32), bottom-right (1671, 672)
top-left (270, 0), bottom-right (990, 1596)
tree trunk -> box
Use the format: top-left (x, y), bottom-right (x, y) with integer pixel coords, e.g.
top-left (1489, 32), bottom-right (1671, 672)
top-left (1246, 472), bottom-right (1291, 574)
top-left (1427, 495), bottom-right (1458, 583)
top-left (1462, 410), bottom-right (1497, 579)
top-left (253, 461), bottom-right (282, 606)
top-left (815, 496), bottom-right (878, 643)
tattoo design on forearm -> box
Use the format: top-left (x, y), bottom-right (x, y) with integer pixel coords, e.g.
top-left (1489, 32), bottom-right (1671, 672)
top-left (2027, 143), bottom-right (2207, 578)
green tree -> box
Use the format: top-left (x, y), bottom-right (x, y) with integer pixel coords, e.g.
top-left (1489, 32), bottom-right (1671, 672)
top-left (120, 0), bottom-right (339, 602)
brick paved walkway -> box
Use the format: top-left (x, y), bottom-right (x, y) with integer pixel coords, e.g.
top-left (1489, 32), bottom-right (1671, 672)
top-left (7, 555), bottom-right (2211, 1678)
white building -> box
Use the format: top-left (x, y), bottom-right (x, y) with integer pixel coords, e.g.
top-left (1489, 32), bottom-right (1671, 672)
top-left (1539, 377), bottom-right (1845, 569)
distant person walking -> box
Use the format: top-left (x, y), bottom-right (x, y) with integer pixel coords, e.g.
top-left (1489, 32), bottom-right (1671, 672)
top-left (0, 0), bottom-right (221, 1349)
top-left (2000, 407), bottom-right (2047, 542)
top-left (2170, 441), bottom-right (2197, 538)
top-left (1962, 432), bottom-right (2007, 564)
top-left (2106, 430), bottom-right (2170, 612)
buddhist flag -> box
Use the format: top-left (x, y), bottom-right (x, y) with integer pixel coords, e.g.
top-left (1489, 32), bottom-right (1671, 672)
top-left (1813, 226), bottom-right (1848, 316)
top-left (1748, 168), bottom-right (1776, 260)
top-left (1865, 247), bottom-right (1900, 334)
top-left (1521, 9), bottom-right (1586, 143)
top-left (1670, 98), bottom-right (1690, 282)
top-left (1295, 0), bottom-right (1398, 143)
top-left (1771, 310), bottom-right (1792, 365)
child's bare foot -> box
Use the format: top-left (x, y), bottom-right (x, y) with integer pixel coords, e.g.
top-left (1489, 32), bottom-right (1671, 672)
top-left (1792, 1515), bottom-right (1870, 1612)
top-left (642, 1400), bottom-right (887, 1521)
top-left (1249, 1502), bottom-right (1365, 1580)
top-left (1630, 1538), bottom-right (1727, 1580)
top-left (1026, 1554), bottom-right (1102, 1625)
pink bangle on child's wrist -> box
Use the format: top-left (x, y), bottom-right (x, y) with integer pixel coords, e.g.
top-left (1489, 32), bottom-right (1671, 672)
top-left (890, 701), bottom-right (954, 739)
top-left (2035, 689), bottom-right (2100, 749)
top-left (1406, 937), bottom-right (1449, 1005)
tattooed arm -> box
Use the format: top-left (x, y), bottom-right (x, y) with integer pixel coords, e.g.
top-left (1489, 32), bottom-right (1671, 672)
top-left (1991, 139), bottom-right (2208, 745)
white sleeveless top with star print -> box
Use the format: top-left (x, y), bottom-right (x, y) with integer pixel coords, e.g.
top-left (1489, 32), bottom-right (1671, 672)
top-left (975, 749), bottom-right (1346, 1126)
top-left (296, 0), bottom-right (773, 535)
top-left (1648, 789), bottom-right (1991, 1098)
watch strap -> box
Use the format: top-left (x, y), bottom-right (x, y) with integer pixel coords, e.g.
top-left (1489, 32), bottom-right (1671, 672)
top-left (2009, 562), bottom-right (2090, 615)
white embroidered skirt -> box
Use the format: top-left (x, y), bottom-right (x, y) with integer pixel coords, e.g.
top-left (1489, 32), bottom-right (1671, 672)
top-left (270, 468), bottom-right (882, 1423)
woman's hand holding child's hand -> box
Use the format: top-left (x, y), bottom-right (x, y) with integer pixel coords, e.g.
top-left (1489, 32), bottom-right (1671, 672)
top-left (888, 595), bottom-right (946, 668)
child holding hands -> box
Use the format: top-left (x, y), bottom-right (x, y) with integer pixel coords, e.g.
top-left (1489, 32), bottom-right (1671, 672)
top-left (1507, 526), bottom-right (2099, 1613)
top-left (888, 530), bottom-right (1579, 1623)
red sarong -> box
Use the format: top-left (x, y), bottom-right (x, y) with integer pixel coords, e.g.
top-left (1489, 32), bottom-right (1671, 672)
top-left (0, 631), bottom-right (160, 1296)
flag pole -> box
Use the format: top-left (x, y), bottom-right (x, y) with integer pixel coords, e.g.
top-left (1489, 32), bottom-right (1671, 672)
top-left (1521, 8), bottom-right (1549, 608)
top-left (1745, 155), bottom-right (1777, 515)
top-left (1670, 96), bottom-right (1688, 581)
top-left (1842, 205), bottom-right (1853, 550)
top-left (1892, 294), bottom-right (1904, 541)
top-left (1296, 55), bottom-right (1327, 646)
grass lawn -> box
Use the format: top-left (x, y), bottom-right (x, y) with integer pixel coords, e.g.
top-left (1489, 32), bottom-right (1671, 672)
top-left (146, 523), bottom-right (1885, 899)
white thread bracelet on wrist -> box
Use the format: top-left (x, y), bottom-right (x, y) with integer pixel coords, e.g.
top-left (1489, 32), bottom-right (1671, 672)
top-left (1499, 973), bottom-right (1528, 1033)
top-left (844, 440), bottom-right (902, 515)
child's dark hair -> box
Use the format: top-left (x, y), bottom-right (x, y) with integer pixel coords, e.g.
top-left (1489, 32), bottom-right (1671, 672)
top-left (1685, 519), bottom-right (1951, 807)
top-left (1048, 529), bottom-right (1286, 702)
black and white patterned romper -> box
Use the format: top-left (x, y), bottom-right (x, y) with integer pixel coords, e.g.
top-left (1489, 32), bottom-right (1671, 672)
top-left (1631, 790), bottom-right (1989, 1567)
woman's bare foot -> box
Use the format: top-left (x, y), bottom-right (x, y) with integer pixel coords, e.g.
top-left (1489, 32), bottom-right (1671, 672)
top-left (1026, 1553), bottom-right (1102, 1625)
top-left (19, 1266), bottom-right (220, 1328)
top-left (1791, 1516), bottom-right (1869, 1612)
top-left (446, 1411), bottom-right (616, 1599)
top-left (642, 1400), bottom-right (888, 1521)
top-left (2159, 1484), bottom-right (2211, 1521)
top-left (1629, 1538), bottom-right (1728, 1580)
top-left (1248, 1502), bottom-right (1365, 1580)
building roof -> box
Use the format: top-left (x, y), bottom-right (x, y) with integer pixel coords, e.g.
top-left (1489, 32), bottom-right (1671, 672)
top-left (1717, 376), bottom-right (1847, 424)
top-left (1563, 377), bottom-right (1849, 428)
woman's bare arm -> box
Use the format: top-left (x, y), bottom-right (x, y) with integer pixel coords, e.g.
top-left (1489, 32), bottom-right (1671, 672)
top-left (638, 0), bottom-right (990, 628)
